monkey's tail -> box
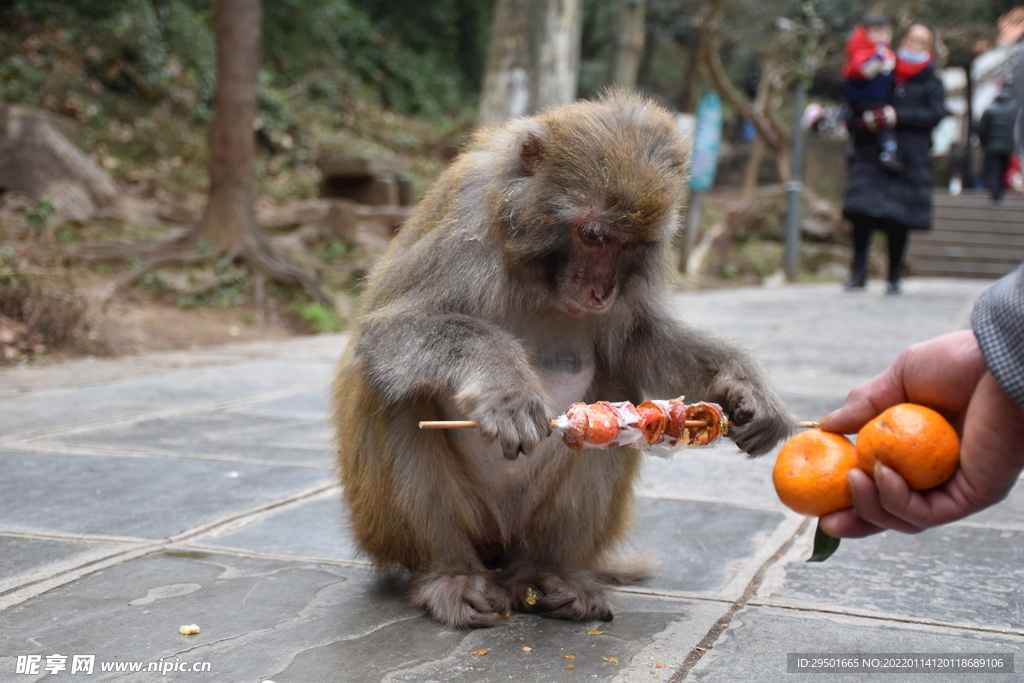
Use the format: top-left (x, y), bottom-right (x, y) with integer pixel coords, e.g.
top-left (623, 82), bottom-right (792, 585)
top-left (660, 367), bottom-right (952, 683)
top-left (594, 550), bottom-right (661, 585)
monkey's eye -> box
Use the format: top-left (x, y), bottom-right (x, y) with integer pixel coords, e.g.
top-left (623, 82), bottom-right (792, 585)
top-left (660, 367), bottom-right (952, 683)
top-left (579, 224), bottom-right (611, 248)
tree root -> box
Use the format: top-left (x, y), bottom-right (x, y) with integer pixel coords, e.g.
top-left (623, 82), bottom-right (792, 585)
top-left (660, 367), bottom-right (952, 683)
top-left (237, 233), bottom-right (335, 307)
top-left (73, 230), bottom-right (335, 309)
top-left (72, 235), bottom-right (184, 262)
top-left (108, 250), bottom-right (213, 301)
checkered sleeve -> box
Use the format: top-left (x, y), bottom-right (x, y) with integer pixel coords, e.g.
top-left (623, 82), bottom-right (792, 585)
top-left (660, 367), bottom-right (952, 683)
top-left (972, 263), bottom-right (1024, 410)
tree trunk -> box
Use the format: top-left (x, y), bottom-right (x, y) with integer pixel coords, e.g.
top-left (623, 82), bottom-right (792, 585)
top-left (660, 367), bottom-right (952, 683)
top-left (478, 0), bottom-right (531, 126)
top-left (177, 0), bottom-right (331, 305)
top-left (741, 134), bottom-right (765, 199)
top-left (701, 0), bottom-right (788, 153)
top-left (533, 0), bottom-right (583, 112)
top-left (191, 0), bottom-right (262, 252)
top-left (478, 0), bottom-right (582, 127)
top-left (608, 0), bottom-right (647, 90)
top-left (677, 34), bottom-right (703, 113)
top-left (740, 58), bottom-right (779, 197)
top-left (70, 0), bottom-right (331, 306)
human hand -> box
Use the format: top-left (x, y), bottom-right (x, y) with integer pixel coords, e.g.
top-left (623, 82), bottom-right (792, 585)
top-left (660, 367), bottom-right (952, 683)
top-left (862, 105), bottom-right (897, 131)
top-left (817, 330), bottom-right (1024, 537)
top-left (1010, 170), bottom-right (1023, 193)
top-left (861, 56), bottom-right (885, 79)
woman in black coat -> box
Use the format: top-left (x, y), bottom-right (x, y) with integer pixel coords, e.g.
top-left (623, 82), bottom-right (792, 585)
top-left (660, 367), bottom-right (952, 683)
top-left (842, 21), bottom-right (947, 294)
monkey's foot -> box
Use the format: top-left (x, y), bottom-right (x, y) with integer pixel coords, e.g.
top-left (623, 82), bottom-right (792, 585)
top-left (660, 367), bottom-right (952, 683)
top-left (410, 572), bottom-right (509, 628)
top-left (508, 569), bottom-right (613, 621)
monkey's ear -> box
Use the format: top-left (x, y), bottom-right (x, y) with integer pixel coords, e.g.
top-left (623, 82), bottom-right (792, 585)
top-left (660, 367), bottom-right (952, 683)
top-left (519, 132), bottom-right (546, 176)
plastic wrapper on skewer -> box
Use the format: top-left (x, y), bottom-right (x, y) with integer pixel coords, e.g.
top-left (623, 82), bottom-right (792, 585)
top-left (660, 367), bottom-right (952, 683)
top-left (554, 397), bottom-right (728, 457)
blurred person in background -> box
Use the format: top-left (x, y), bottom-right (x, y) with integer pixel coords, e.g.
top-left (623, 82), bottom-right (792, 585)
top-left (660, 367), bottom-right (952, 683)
top-left (978, 86), bottom-right (1019, 202)
top-left (842, 21), bottom-right (946, 295)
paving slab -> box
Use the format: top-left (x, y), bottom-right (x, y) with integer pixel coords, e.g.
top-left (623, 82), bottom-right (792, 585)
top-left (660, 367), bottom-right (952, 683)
top-left (639, 446), bottom-right (782, 509)
top-left (0, 449), bottom-right (330, 540)
top-left (0, 536), bottom-right (125, 590)
top-left (758, 509), bottom-right (1024, 631)
top-left (193, 491), bottom-right (362, 562)
top-left (0, 550), bottom-right (726, 683)
top-left (3, 277), bottom-right (1020, 683)
top-left (687, 605), bottom-right (1022, 683)
top-left (46, 411), bottom-right (334, 468)
top-left (962, 477), bottom-right (1024, 531)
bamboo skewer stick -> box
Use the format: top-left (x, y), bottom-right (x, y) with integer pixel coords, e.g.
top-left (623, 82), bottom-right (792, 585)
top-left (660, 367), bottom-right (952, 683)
top-left (419, 419), bottom-right (821, 430)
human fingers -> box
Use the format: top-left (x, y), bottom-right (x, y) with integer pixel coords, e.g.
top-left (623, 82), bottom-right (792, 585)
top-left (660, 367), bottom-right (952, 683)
top-left (817, 468), bottom-right (911, 538)
top-left (872, 462), bottom-right (970, 529)
top-left (817, 507), bottom-right (885, 538)
top-left (818, 370), bottom-right (908, 436)
top-left (830, 371), bottom-right (1024, 534)
top-left (819, 331), bottom-right (985, 435)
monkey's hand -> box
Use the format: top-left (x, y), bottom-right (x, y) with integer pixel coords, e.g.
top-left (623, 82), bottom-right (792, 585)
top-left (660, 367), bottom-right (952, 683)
top-left (712, 375), bottom-right (793, 457)
top-left (456, 379), bottom-right (552, 460)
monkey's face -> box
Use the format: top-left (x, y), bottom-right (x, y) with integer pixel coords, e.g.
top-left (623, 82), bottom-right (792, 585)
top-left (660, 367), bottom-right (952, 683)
top-left (560, 210), bottom-right (644, 315)
top-left (499, 96), bottom-right (689, 316)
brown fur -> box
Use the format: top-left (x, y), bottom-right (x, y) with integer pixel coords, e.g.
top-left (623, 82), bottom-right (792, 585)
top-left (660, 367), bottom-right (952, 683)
top-left (332, 92), bottom-right (793, 628)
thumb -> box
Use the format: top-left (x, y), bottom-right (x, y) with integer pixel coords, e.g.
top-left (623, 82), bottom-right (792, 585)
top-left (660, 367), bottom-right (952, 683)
top-left (820, 366), bottom-right (909, 435)
top-left (818, 397), bottom-right (876, 435)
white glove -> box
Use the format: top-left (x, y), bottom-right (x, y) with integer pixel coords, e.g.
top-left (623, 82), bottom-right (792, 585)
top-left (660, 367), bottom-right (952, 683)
top-left (860, 55), bottom-right (896, 79)
top-left (861, 57), bottom-right (884, 78)
top-left (862, 105), bottom-right (897, 132)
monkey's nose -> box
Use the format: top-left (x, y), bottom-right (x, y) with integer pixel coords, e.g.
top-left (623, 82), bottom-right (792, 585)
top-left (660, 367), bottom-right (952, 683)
top-left (591, 286), bottom-right (616, 307)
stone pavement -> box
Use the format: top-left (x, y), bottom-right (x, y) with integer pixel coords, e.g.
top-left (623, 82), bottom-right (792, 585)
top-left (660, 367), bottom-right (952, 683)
top-left (2, 277), bottom-right (1022, 683)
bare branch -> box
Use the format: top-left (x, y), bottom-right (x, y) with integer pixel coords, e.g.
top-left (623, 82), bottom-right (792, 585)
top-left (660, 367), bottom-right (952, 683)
top-left (701, 0), bottom-right (788, 151)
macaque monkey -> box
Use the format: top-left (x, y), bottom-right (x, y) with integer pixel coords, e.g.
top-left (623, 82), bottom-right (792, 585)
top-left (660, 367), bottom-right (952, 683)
top-left (332, 92), bottom-right (793, 628)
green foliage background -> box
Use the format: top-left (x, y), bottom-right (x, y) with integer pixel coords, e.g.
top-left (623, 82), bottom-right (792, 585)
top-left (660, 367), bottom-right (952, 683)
top-left (0, 0), bottom-right (1019, 353)
top-left (0, 0), bottom-right (1018, 195)
top-left (1, 0), bottom-right (492, 118)
top-left (0, 0), bottom-right (494, 202)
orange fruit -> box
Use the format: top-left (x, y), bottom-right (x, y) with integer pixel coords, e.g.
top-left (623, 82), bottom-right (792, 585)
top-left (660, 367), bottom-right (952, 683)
top-left (773, 429), bottom-right (859, 516)
top-left (856, 403), bottom-right (960, 490)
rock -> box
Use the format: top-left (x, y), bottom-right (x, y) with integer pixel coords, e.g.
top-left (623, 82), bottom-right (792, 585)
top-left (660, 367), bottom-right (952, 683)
top-left (316, 155), bottom-right (414, 206)
top-left (0, 104), bottom-right (118, 222)
top-left (802, 193), bottom-right (843, 241)
top-left (353, 204), bottom-right (414, 240)
top-left (318, 200), bottom-right (413, 243)
top-left (94, 195), bottom-right (161, 225)
top-left (320, 199), bottom-right (360, 241)
top-left (257, 198), bottom-right (332, 228)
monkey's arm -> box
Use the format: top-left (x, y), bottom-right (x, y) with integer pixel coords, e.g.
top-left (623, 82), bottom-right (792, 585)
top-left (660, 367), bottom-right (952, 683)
top-left (354, 308), bottom-right (552, 459)
top-left (615, 310), bottom-right (793, 457)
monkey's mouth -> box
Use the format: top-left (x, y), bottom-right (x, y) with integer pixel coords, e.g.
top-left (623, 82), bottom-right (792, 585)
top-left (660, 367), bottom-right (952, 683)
top-left (565, 293), bottom-right (617, 316)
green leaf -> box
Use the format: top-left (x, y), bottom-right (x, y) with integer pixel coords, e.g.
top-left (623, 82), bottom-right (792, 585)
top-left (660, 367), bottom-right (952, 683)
top-left (807, 520), bottom-right (840, 562)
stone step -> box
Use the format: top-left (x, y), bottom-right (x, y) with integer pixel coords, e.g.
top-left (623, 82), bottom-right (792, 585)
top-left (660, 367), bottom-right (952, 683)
top-left (906, 191), bottom-right (1024, 278)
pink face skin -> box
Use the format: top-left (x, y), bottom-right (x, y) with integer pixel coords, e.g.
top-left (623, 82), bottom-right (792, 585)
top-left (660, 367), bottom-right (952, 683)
top-left (563, 234), bottom-right (619, 314)
top-left (562, 214), bottom-right (642, 315)
top-left (866, 24), bottom-right (893, 46)
top-left (900, 24), bottom-right (934, 54)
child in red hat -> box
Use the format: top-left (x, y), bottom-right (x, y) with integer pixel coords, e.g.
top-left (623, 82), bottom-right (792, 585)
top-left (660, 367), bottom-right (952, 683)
top-left (843, 15), bottom-right (901, 173)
